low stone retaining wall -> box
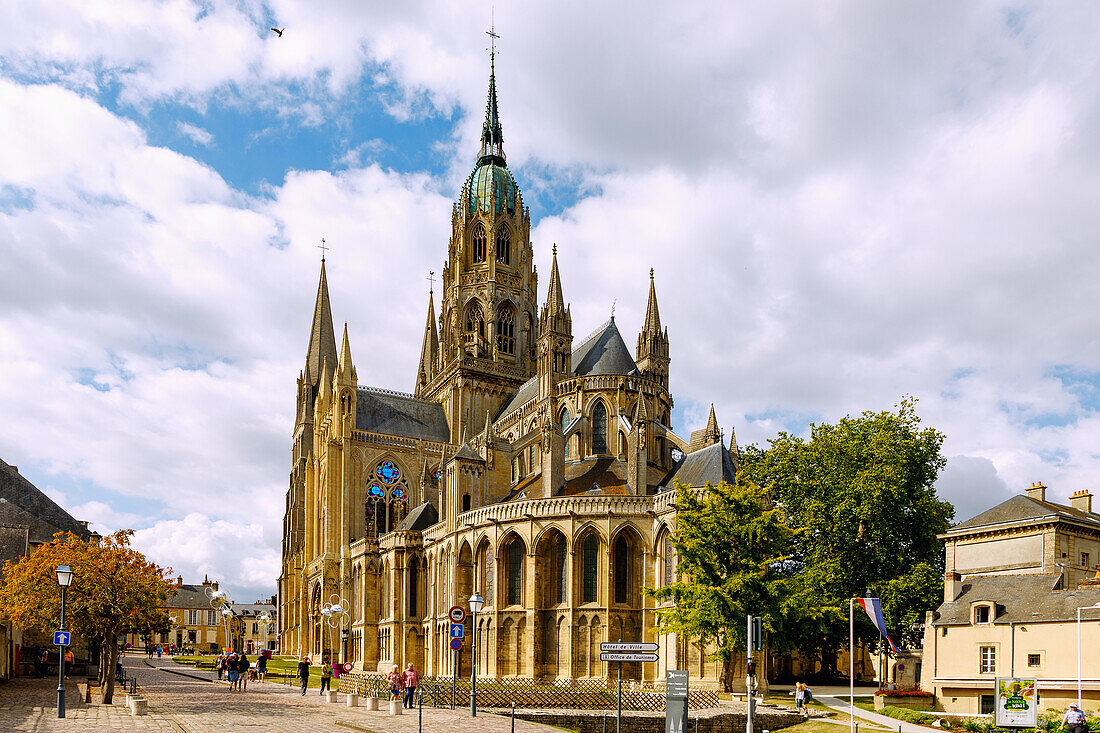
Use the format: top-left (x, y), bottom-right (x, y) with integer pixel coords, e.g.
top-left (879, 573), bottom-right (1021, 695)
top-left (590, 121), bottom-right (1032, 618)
top-left (505, 705), bottom-right (803, 733)
top-left (874, 695), bottom-right (934, 711)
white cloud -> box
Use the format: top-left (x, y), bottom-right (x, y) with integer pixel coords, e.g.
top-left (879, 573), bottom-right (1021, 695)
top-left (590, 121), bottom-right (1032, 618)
top-left (177, 121), bottom-right (214, 147)
top-left (4, 3), bottom-right (1100, 597)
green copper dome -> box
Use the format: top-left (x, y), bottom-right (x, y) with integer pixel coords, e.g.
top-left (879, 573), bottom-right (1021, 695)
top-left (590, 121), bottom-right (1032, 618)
top-left (466, 163), bottom-right (517, 215)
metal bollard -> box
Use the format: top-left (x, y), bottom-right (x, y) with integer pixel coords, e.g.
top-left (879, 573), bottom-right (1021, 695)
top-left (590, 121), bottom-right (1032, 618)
top-left (419, 689), bottom-right (423, 733)
top-left (511, 702), bottom-right (516, 733)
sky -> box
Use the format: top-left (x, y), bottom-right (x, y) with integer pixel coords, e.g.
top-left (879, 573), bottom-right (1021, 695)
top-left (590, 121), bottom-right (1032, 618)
top-left (2, 1), bottom-right (1100, 602)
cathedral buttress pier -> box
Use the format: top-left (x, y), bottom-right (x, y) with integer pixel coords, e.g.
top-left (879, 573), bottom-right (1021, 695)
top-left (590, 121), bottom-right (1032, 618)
top-left (279, 53), bottom-right (742, 687)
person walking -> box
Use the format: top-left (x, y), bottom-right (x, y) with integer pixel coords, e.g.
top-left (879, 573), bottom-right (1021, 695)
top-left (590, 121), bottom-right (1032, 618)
top-left (387, 664), bottom-right (403, 702)
top-left (319, 658), bottom-right (332, 695)
top-left (238, 652), bottom-right (250, 692)
top-left (297, 656), bottom-right (311, 696)
top-left (1063, 703), bottom-right (1087, 733)
top-left (214, 653), bottom-right (224, 680)
top-left (227, 652), bottom-right (240, 691)
top-left (794, 682), bottom-right (809, 718)
top-left (63, 649), bottom-right (75, 679)
top-left (256, 652), bottom-right (267, 683)
top-left (401, 663), bottom-right (419, 709)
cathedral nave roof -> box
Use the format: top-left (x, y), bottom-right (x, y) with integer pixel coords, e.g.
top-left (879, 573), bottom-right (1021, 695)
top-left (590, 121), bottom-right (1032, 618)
top-left (659, 440), bottom-right (738, 490)
top-left (354, 387), bottom-right (451, 443)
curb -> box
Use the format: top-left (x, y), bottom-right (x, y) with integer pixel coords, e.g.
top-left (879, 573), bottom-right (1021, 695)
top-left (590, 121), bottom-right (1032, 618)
top-left (142, 658), bottom-right (216, 683)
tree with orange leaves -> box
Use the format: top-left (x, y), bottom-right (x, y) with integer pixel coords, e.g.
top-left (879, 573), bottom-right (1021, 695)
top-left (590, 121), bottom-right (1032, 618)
top-left (0, 530), bottom-right (175, 703)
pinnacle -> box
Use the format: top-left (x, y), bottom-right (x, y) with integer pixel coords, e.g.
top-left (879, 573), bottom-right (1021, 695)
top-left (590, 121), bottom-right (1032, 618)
top-left (305, 258), bottom-right (338, 387)
top-left (643, 268), bottom-right (662, 334)
top-left (544, 244), bottom-right (565, 315)
top-left (705, 403), bottom-right (719, 436)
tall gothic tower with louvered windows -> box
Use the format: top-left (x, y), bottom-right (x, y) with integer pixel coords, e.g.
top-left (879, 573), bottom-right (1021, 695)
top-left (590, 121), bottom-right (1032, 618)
top-left (279, 51), bottom-right (753, 690)
top-left (415, 55), bottom-right (538, 443)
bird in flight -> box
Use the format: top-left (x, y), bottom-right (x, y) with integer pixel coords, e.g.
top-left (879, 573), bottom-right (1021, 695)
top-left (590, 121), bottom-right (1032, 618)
top-left (271, 27), bottom-right (284, 37)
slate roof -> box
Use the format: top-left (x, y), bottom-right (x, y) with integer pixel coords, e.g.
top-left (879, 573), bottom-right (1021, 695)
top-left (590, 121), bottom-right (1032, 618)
top-left (950, 494), bottom-right (1100, 533)
top-left (571, 318), bottom-right (638, 377)
top-left (0, 523), bottom-right (29, 580)
top-left (398, 502), bottom-right (439, 531)
top-left (166, 584), bottom-right (217, 610)
top-left (230, 603), bottom-right (276, 617)
top-left (933, 574), bottom-right (1100, 624)
top-left (0, 459), bottom-right (90, 543)
top-left (561, 457), bottom-right (627, 495)
top-left (496, 318), bottom-right (639, 419)
top-left (659, 441), bottom-right (737, 489)
top-left (355, 388), bottom-right (451, 443)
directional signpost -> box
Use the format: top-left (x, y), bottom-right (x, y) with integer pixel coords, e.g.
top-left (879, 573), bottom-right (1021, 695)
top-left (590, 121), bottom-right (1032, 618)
top-left (666, 670), bottom-right (689, 733)
top-left (448, 606), bottom-right (466, 710)
top-left (53, 631), bottom-right (71, 647)
top-left (601, 642), bottom-right (660, 733)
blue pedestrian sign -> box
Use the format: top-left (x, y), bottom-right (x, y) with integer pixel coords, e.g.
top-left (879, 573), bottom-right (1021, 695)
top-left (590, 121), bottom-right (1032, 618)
top-left (54, 631), bottom-right (71, 646)
top-left (449, 622), bottom-right (464, 639)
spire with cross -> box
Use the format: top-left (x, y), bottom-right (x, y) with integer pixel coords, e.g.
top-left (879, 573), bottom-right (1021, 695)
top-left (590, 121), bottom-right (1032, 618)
top-left (478, 22), bottom-right (505, 166)
top-left (427, 270), bottom-right (435, 296)
top-left (317, 237), bottom-right (329, 262)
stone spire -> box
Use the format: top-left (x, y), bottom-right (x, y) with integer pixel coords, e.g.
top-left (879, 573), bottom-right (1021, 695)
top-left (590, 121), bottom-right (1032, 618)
top-left (336, 322), bottom-right (357, 385)
top-left (538, 244), bottom-right (572, 399)
top-left (477, 52), bottom-right (505, 166)
top-left (304, 259), bottom-right (338, 388)
top-left (704, 403), bottom-right (720, 444)
top-left (728, 425), bottom-right (741, 474)
top-left (415, 289), bottom-right (439, 397)
top-left (542, 244), bottom-right (567, 321)
top-left (636, 268), bottom-right (670, 388)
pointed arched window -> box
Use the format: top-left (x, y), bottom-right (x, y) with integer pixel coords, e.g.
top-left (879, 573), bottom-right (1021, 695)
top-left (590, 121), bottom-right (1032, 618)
top-left (582, 534), bottom-right (599, 603)
top-left (495, 226), bottom-right (511, 265)
top-left (614, 534), bottom-right (630, 604)
top-left (496, 306), bottom-right (515, 355)
top-left (560, 407), bottom-right (571, 458)
top-left (506, 539), bottom-right (524, 606)
top-left (473, 224), bottom-right (487, 263)
top-left (592, 402), bottom-right (608, 454)
top-left (408, 562), bottom-right (419, 617)
top-left (466, 305), bottom-right (485, 337)
top-left (549, 534), bottom-right (567, 605)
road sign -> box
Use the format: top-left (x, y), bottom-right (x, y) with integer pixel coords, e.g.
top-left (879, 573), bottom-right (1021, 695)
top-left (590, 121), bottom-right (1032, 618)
top-left (448, 605), bottom-right (466, 623)
top-left (600, 652), bottom-right (658, 662)
top-left (666, 670), bottom-right (689, 733)
top-left (450, 638), bottom-right (463, 651)
top-left (53, 631), bottom-right (71, 647)
top-left (449, 622), bottom-right (465, 639)
top-left (600, 642), bottom-right (658, 653)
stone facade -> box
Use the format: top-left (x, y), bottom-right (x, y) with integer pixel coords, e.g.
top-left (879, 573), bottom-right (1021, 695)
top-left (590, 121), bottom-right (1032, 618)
top-left (279, 58), bottom-right (743, 687)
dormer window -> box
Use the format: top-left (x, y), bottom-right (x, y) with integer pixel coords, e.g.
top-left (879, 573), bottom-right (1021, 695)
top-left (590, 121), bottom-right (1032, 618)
top-left (974, 604), bottom-right (992, 624)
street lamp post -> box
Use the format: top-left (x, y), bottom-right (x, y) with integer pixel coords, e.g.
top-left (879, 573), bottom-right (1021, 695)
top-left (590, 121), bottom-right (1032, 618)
top-left (1077, 603), bottom-right (1100, 707)
top-left (320, 595), bottom-right (349, 666)
top-left (468, 592), bottom-right (484, 718)
top-left (56, 564), bottom-right (74, 719)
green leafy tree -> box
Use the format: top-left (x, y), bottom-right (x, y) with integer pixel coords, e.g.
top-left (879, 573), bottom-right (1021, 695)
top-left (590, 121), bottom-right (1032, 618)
top-left (0, 530), bottom-right (175, 703)
top-left (740, 398), bottom-right (953, 665)
top-left (644, 477), bottom-right (794, 692)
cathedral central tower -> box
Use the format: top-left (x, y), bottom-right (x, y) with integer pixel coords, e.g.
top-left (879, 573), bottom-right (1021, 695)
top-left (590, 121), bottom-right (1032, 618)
top-left (416, 55), bottom-right (537, 439)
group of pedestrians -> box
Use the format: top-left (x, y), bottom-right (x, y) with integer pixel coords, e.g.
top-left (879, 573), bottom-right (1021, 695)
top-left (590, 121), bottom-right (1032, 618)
top-left (214, 652), bottom-right (254, 691)
top-left (295, 657), bottom-right (418, 707)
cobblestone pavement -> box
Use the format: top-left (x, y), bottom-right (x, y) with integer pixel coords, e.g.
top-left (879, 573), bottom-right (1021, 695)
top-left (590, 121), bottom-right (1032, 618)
top-left (0, 653), bottom-right (567, 732)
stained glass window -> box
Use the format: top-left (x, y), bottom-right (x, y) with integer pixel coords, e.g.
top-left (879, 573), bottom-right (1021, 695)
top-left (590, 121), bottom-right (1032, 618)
top-left (496, 307), bottom-right (515, 355)
top-left (551, 535), bottom-right (567, 605)
top-left (561, 408), bottom-right (571, 458)
top-left (466, 306), bottom-right (485, 337)
top-left (392, 486), bottom-right (406, 500)
top-left (368, 483), bottom-right (385, 498)
top-left (582, 535), bottom-right (599, 603)
top-left (473, 224), bottom-right (487, 263)
top-left (408, 562), bottom-right (418, 617)
top-left (614, 535), bottom-right (630, 604)
top-left (495, 226), bottom-right (510, 265)
top-left (592, 402), bottom-right (608, 454)
top-left (376, 461), bottom-right (400, 483)
top-left (506, 541), bottom-right (523, 606)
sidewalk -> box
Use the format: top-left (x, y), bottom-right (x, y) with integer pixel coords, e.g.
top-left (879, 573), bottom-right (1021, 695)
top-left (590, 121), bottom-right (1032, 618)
top-left (816, 694), bottom-right (932, 733)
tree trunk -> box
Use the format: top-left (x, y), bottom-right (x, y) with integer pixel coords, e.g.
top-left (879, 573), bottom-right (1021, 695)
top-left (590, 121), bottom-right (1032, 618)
top-left (102, 638), bottom-right (118, 704)
top-left (720, 651), bottom-right (737, 693)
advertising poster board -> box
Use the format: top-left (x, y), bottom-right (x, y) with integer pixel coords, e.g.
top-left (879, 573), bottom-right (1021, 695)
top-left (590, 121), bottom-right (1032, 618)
top-left (994, 678), bottom-right (1039, 728)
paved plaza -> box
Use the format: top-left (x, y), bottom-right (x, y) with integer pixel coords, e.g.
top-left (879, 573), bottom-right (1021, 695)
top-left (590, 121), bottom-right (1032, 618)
top-left (0, 654), bottom-right (566, 732)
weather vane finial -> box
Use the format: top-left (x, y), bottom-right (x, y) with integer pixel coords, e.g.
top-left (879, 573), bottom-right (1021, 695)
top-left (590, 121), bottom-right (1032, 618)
top-left (318, 237), bottom-right (329, 262)
top-left (486, 9), bottom-right (500, 63)
top-left (427, 270), bottom-right (435, 295)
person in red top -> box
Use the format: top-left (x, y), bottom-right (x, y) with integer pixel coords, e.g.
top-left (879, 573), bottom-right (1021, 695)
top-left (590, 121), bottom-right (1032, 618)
top-left (401, 663), bottom-right (419, 708)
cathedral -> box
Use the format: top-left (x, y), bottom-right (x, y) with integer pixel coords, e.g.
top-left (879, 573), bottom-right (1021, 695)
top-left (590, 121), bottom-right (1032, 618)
top-left (278, 57), bottom-right (741, 685)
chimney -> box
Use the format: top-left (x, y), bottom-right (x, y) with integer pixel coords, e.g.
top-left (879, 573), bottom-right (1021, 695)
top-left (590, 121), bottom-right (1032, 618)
top-left (944, 571), bottom-right (962, 603)
top-left (1071, 490), bottom-right (1094, 514)
top-left (10, 466), bottom-right (17, 473)
top-left (212, 581), bottom-right (219, 591)
top-left (176, 575), bottom-right (183, 587)
top-left (1026, 481), bottom-right (1047, 502)
top-left (203, 574), bottom-right (210, 586)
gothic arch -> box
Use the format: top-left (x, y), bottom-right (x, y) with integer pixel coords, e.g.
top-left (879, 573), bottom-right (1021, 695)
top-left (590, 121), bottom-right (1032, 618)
top-left (589, 399), bottom-right (610, 454)
top-left (498, 532), bottom-right (528, 607)
top-left (495, 223), bottom-right (512, 265)
top-left (464, 300), bottom-right (486, 337)
top-left (471, 221), bottom-right (487, 263)
top-left (496, 301), bottom-right (517, 356)
top-left (534, 527), bottom-right (569, 608)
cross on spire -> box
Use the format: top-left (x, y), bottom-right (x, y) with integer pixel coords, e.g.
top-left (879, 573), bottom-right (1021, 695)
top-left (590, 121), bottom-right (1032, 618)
top-left (486, 11), bottom-right (499, 60)
top-left (317, 237), bottom-right (329, 262)
top-left (427, 270), bottom-right (435, 295)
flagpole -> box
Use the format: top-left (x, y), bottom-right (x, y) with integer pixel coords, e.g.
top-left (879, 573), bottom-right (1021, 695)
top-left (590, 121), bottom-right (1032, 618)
top-left (850, 598), bottom-right (855, 733)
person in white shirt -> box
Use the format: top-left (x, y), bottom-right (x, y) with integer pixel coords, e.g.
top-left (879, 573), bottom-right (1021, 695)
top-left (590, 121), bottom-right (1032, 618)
top-left (1062, 703), bottom-right (1087, 733)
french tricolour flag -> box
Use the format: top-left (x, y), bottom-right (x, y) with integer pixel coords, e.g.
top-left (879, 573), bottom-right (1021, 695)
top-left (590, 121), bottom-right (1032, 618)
top-left (857, 597), bottom-right (899, 655)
